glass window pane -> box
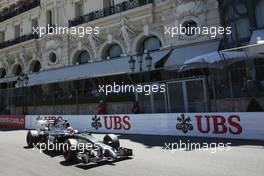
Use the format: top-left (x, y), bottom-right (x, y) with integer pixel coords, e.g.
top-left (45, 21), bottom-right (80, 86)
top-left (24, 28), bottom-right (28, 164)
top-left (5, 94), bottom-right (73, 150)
top-left (186, 80), bottom-right (206, 112)
top-left (143, 37), bottom-right (161, 52)
top-left (109, 44), bottom-right (122, 58)
top-left (77, 51), bottom-right (90, 64)
top-left (256, 0), bottom-right (264, 28)
top-left (0, 69), bottom-right (6, 78)
top-left (167, 82), bottom-right (185, 112)
top-left (235, 3), bottom-right (247, 14)
top-left (153, 91), bottom-right (166, 113)
top-left (236, 19), bottom-right (250, 39)
top-left (138, 93), bottom-right (151, 113)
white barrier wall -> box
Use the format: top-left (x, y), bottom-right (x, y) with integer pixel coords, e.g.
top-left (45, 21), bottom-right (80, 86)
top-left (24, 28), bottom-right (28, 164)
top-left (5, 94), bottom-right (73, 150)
top-left (26, 113), bottom-right (264, 140)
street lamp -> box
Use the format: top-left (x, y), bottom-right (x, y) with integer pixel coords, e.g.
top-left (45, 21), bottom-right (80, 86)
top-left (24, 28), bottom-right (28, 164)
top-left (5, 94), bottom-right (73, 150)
top-left (137, 54), bottom-right (143, 72)
top-left (129, 56), bottom-right (136, 72)
top-left (128, 51), bottom-right (153, 72)
top-left (145, 52), bottom-right (153, 70)
top-left (16, 73), bottom-right (29, 115)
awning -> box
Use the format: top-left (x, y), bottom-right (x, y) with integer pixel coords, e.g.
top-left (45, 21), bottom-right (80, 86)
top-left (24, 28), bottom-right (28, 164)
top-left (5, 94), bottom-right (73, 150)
top-left (24, 49), bottom-right (170, 86)
top-left (179, 51), bottom-right (248, 72)
top-left (0, 76), bottom-right (17, 84)
top-left (250, 29), bottom-right (264, 44)
top-left (164, 40), bottom-right (220, 70)
top-left (248, 29), bottom-right (264, 58)
top-left (142, 49), bottom-right (171, 70)
top-left (27, 57), bottom-right (130, 86)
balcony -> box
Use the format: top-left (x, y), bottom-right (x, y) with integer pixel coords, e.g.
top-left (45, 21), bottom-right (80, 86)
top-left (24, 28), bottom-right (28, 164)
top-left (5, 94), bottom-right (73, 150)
top-left (69, 0), bottom-right (153, 27)
top-left (0, 34), bottom-right (39, 49)
top-left (0, 0), bottom-right (40, 23)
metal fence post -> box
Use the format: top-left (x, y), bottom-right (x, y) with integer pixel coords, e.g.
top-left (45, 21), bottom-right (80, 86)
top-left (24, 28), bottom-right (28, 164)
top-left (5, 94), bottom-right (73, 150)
top-left (52, 92), bottom-right (55, 114)
top-left (76, 90), bottom-right (79, 114)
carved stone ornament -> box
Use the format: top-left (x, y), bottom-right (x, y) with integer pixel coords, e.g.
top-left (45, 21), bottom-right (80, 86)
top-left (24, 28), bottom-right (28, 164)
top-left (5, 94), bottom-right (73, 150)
top-left (173, 0), bottom-right (208, 18)
top-left (119, 18), bottom-right (135, 52)
top-left (4, 52), bottom-right (15, 66)
top-left (87, 34), bottom-right (101, 57)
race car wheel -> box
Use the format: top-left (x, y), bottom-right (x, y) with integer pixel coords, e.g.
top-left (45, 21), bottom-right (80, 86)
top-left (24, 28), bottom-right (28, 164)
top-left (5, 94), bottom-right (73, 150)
top-left (103, 134), bottom-right (120, 149)
top-left (63, 139), bottom-right (78, 162)
top-left (26, 130), bottom-right (39, 148)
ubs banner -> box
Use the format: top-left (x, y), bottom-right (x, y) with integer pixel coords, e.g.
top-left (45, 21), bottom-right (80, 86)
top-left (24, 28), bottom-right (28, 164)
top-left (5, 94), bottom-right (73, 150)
top-left (25, 113), bottom-right (264, 140)
top-left (0, 115), bottom-right (25, 129)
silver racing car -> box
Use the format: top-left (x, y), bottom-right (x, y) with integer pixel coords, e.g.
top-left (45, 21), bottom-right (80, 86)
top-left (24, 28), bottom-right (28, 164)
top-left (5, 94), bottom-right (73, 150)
top-left (26, 119), bottom-right (133, 163)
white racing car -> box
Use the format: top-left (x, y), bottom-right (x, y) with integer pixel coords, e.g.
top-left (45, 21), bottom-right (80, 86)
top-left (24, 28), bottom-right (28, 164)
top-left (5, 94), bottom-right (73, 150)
top-left (26, 119), bottom-right (133, 163)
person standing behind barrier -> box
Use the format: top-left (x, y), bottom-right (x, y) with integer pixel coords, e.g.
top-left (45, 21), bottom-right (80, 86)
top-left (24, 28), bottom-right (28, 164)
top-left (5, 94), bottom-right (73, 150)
top-left (132, 101), bottom-right (140, 114)
top-left (97, 100), bottom-right (107, 114)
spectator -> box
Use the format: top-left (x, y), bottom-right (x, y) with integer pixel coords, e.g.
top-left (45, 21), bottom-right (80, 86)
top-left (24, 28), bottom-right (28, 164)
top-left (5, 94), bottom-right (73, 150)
top-left (131, 101), bottom-right (140, 114)
top-left (96, 100), bottom-right (107, 114)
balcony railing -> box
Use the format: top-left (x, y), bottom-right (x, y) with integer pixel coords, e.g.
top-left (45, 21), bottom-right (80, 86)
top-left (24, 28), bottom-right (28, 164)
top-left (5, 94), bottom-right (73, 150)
top-left (0, 0), bottom-right (40, 23)
top-left (69, 0), bottom-right (153, 27)
top-left (0, 34), bottom-right (39, 49)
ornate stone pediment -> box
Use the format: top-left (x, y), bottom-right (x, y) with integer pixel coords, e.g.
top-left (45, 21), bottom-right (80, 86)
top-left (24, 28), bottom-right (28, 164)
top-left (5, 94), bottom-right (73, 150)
top-left (19, 47), bottom-right (32, 63)
top-left (173, 0), bottom-right (208, 18)
top-left (162, 0), bottom-right (208, 26)
top-left (3, 52), bottom-right (15, 65)
top-left (42, 35), bottom-right (64, 51)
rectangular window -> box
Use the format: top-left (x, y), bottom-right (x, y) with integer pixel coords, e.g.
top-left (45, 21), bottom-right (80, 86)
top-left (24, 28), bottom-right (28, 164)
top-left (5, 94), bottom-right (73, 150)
top-left (47, 10), bottom-right (53, 26)
top-left (32, 18), bottom-right (38, 32)
top-left (0, 31), bottom-right (5, 43)
top-left (103, 0), bottom-right (114, 8)
top-left (236, 19), bottom-right (250, 39)
top-left (14, 25), bottom-right (20, 39)
top-left (75, 2), bottom-right (83, 18)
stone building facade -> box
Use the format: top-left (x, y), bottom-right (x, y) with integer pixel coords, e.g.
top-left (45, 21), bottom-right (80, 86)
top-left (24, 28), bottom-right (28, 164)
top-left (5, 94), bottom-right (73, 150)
top-left (1, 0), bottom-right (262, 114)
top-left (0, 0), bottom-right (220, 76)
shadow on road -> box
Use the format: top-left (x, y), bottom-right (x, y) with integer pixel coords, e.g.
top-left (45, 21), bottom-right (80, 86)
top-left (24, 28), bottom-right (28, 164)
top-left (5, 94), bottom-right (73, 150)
top-left (23, 145), bottom-right (63, 158)
top-left (60, 157), bottom-right (133, 170)
top-left (42, 150), bottom-right (63, 158)
top-left (23, 144), bottom-right (133, 169)
top-left (118, 134), bottom-right (264, 150)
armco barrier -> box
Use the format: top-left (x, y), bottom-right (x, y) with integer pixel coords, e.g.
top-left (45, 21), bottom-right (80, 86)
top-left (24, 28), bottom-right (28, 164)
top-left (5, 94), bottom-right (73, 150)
top-left (25, 113), bottom-right (264, 140)
top-left (0, 115), bottom-right (25, 129)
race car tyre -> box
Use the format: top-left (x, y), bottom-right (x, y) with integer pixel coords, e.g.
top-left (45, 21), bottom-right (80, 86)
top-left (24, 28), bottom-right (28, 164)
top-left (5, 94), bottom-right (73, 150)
top-left (26, 130), bottom-right (39, 148)
top-left (103, 134), bottom-right (120, 149)
top-left (63, 139), bottom-right (78, 162)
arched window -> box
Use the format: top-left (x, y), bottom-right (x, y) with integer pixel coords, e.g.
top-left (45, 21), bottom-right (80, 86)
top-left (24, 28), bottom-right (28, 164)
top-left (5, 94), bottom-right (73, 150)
top-left (105, 44), bottom-right (122, 59)
top-left (14, 65), bottom-right (22, 76)
top-left (31, 61), bottom-right (41, 73)
top-left (140, 36), bottom-right (161, 53)
top-left (49, 52), bottom-right (57, 63)
top-left (75, 50), bottom-right (90, 65)
top-left (0, 68), bottom-right (6, 78)
top-left (182, 20), bottom-right (198, 36)
top-left (256, 0), bottom-right (264, 28)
